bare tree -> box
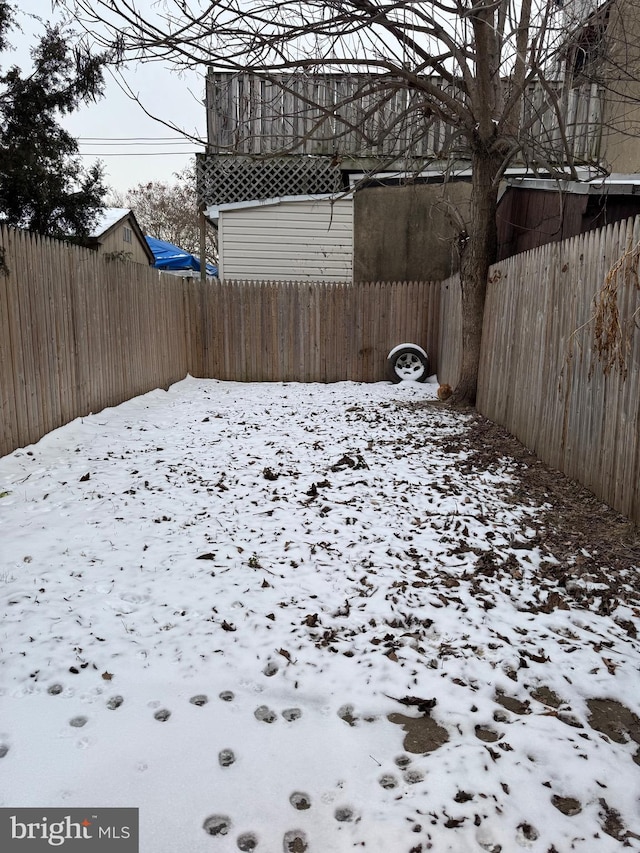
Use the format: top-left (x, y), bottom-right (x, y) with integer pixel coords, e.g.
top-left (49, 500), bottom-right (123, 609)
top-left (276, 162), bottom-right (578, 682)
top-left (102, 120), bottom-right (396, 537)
top-left (106, 162), bottom-right (217, 261)
top-left (125, 162), bottom-right (217, 260)
top-left (64, 0), bottom-right (605, 405)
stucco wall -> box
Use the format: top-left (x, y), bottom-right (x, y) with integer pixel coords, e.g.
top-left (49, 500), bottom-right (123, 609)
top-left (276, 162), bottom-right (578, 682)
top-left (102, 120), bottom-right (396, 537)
top-left (353, 182), bottom-right (472, 283)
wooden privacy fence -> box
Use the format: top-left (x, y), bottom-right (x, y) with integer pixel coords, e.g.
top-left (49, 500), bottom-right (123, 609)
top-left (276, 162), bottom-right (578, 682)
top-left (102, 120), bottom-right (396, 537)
top-left (0, 228), bottom-right (193, 457)
top-left (474, 217), bottom-right (640, 525)
top-left (195, 278), bottom-right (440, 383)
top-left (4, 220), bottom-right (639, 525)
top-left (0, 226), bottom-right (440, 457)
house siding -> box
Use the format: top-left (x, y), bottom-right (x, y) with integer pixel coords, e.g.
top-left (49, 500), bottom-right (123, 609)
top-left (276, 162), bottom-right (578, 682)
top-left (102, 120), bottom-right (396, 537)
top-left (218, 197), bottom-right (353, 281)
top-left (99, 216), bottom-right (153, 265)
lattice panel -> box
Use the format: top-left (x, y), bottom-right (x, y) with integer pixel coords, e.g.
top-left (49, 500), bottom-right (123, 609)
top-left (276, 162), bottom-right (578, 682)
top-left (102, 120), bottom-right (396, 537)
top-left (197, 154), bottom-right (343, 207)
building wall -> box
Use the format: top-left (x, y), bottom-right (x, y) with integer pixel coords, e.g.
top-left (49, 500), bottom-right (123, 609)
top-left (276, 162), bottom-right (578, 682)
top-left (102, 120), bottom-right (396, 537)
top-left (584, 0), bottom-right (640, 173)
top-left (99, 216), bottom-right (152, 265)
top-left (218, 197), bottom-right (353, 281)
top-left (353, 182), bottom-right (472, 283)
top-left (496, 185), bottom-right (640, 259)
top-left (496, 189), bottom-right (587, 260)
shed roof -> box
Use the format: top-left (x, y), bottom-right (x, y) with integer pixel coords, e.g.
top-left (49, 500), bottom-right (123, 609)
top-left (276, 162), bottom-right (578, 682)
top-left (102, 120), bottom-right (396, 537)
top-left (90, 208), bottom-right (132, 237)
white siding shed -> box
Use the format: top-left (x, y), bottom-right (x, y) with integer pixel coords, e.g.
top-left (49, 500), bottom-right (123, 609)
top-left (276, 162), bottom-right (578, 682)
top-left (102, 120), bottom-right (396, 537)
top-left (213, 195), bottom-right (353, 281)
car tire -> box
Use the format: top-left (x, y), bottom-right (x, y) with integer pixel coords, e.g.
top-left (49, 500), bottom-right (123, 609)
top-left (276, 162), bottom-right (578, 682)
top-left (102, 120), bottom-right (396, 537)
top-left (387, 344), bottom-right (430, 383)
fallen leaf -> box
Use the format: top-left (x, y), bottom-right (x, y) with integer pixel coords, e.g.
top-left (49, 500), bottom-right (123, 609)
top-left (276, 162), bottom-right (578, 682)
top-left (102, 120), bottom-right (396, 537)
top-left (385, 694), bottom-right (437, 714)
top-left (102, 671), bottom-right (113, 681)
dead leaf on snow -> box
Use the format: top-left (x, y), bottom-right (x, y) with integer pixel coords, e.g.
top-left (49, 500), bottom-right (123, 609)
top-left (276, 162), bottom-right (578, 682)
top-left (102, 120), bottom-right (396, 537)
top-left (278, 648), bottom-right (295, 663)
top-left (385, 694), bottom-right (437, 714)
top-left (540, 591), bottom-right (570, 613)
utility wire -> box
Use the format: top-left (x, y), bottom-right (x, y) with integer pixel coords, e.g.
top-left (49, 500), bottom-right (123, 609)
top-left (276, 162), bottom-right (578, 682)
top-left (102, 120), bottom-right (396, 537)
top-left (79, 137), bottom-right (201, 141)
top-left (75, 150), bottom-right (203, 156)
top-left (78, 138), bottom-right (202, 145)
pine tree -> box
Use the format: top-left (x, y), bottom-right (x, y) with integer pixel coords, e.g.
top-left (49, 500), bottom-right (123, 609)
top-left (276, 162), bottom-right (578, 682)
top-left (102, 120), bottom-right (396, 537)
top-left (0, 4), bottom-right (109, 238)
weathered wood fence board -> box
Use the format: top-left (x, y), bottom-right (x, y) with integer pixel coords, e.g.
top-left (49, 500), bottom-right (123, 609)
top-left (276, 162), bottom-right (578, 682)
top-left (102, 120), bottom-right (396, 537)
top-left (192, 278), bottom-right (439, 383)
top-left (0, 228), bottom-right (191, 457)
top-left (472, 216), bottom-right (640, 525)
top-left (1, 226), bottom-right (440, 457)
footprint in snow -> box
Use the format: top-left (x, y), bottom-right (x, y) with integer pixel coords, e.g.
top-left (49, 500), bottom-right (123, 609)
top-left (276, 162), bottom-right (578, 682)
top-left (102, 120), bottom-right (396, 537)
top-left (282, 708), bottom-right (302, 722)
top-left (119, 592), bottom-right (150, 605)
top-left (190, 694), bottom-right (208, 706)
top-left (282, 829), bottom-right (308, 852)
top-left (203, 815), bottom-right (231, 836)
top-left (69, 716), bottom-right (88, 728)
top-left (0, 744), bottom-right (9, 758)
top-left (237, 833), bottom-right (258, 851)
top-left (107, 695), bottom-right (124, 710)
top-left (218, 749), bottom-right (236, 767)
top-left (254, 706), bottom-right (277, 723)
top-left (403, 769), bottom-right (424, 785)
top-left (48, 683), bottom-right (64, 695)
top-left (337, 704), bottom-right (356, 726)
top-left (289, 792), bottom-right (311, 810)
top-left (378, 774), bottom-right (398, 789)
top-left (154, 709), bottom-right (171, 722)
top-left (516, 823), bottom-right (539, 844)
top-left (334, 806), bottom-right (355, 822)
top-left (219, 691), bottom-right (235, 702)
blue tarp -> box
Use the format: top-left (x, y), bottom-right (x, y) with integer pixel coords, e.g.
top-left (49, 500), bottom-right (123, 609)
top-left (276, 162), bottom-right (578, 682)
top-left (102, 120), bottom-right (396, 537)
top-left (145, 236), bottom-right (217, 276)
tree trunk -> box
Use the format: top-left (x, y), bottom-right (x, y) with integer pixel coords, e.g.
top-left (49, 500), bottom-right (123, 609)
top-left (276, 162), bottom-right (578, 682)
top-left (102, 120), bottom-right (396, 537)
top-left (451, 147), bottom-right (501, 407)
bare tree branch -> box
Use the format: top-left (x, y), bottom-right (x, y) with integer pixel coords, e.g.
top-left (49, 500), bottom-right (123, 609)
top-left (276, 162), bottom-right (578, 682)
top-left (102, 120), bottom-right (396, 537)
top-left (58, 0), bottom-right (616, 405)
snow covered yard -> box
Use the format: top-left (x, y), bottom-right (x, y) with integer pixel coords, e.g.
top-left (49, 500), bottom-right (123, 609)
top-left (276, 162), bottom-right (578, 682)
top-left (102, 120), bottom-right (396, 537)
top-left (1, 377), bottom-right (639, 853)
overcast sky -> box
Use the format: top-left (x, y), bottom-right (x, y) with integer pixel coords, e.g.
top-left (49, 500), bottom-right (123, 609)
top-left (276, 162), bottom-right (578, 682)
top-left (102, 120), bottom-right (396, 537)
top-left (14, 2), bottom-right (207, 194)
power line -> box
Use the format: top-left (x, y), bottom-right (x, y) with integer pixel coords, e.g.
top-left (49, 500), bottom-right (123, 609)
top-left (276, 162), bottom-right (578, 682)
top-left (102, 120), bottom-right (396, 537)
top-left (78, 139), bottom-right (202, 147)
top-left (79, 137), bottom-right (201, 141)
top-left (75, 150), bottom-right (202, 157)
